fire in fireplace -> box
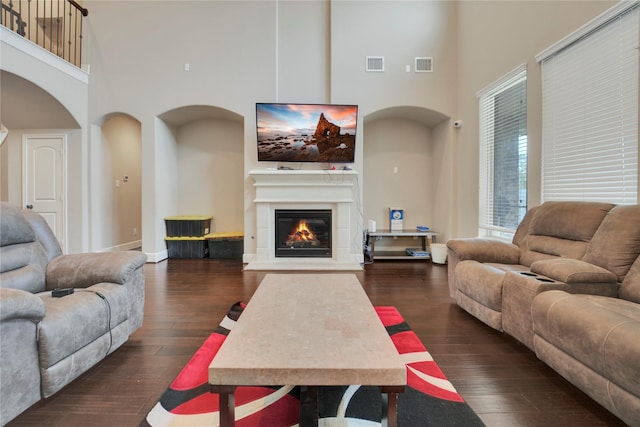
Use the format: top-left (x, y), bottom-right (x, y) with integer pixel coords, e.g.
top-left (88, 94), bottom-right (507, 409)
top-left (275, 209), bottom-right (332, 258)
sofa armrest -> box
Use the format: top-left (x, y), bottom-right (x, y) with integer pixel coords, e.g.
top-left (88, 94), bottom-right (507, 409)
top-left (0, 288), bottom-right (45, 322)
top-left (447, 238), bottom-right (520, 264)
top-left (530, 258), bottom-right (618, 284)
top-left (46, 251), bottom-right (147, 290)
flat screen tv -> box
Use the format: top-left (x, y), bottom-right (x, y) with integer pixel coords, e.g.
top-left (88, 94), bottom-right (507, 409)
top-left (256, 103), bottom-right (358, 163)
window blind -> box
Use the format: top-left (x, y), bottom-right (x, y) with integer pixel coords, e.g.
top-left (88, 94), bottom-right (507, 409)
top-left (478, 66), bottom-right (527, 237)
top-left (540, 5), bottom-right (638, 204)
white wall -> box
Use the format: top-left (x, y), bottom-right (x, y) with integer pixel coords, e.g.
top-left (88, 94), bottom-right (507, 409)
top-left (330, 1), bottom-right (458, 117)
top-left (277, 1), bottom-right (330, 102)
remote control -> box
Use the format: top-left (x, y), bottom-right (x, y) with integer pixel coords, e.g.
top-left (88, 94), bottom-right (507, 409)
top-left (52, 288), bottom-right (74, 298)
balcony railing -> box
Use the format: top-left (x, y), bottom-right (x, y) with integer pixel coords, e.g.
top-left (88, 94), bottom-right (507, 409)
top-left (1, 0), bottom-right (88, 68)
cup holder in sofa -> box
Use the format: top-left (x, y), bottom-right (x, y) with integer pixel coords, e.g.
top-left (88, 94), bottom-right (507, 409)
top-left (519, 271), bottom-right (556, 283)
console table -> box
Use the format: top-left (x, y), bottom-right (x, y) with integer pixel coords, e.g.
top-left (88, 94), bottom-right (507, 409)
top-left (366, 229), bottom-right (438, 261)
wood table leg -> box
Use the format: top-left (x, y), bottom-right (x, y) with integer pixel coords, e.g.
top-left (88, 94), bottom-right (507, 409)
top-left (381, 386), bottom-right (404, 427)
top-left (211, 386), bottom-right (236, 427)
top-left (299, 385), bottom-right (318, 427)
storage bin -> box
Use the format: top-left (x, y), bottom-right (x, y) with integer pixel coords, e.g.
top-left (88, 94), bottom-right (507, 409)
top-left (206, 232), bottom-right (243, 259)
top-left (431, 243), bottom-right (448, 264)
top-left (165, 216), bottom-right (212, 237)
top-left (165, 237), bottom-right (209, 258)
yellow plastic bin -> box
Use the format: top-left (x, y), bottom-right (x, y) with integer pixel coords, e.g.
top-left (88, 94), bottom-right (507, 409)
top-left (164, 215), bottom-right (213, 237)
top-left (205, 232), bottom-right (244, 259)
top-left (165, 236), bottom-right (209, 258)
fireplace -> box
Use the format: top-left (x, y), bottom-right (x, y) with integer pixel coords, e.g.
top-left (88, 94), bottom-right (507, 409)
top-left (275, 209), bottom-right (331, 258)
top-left (246, 169), bottom-right (362, 270)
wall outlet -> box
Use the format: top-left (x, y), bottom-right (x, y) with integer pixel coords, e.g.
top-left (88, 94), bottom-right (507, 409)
top-left (133, 227), bottom-right (137, 236)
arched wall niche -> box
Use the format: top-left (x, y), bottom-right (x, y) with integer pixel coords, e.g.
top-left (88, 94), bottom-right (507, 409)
top-left (0, 70), bottom-right (80, 205)
top-left (362, 105), bottom-right (454, 246)
top-left (155, 105), bottom-right (245, 239)
top-left (90, 112), bottom-right (142, 252)
top-left (0, 70), bottom-right (80, 130)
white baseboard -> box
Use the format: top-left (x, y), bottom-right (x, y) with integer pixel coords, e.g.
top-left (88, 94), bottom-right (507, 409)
top-left (146, 250), bottom-right (168, 263)
top-left (96, 240), bottom-right (168, 263)
top-left (98, 240), bottom-right (142, 253)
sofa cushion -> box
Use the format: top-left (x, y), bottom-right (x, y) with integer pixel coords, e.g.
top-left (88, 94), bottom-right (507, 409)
top-left (530, 258), bottom-right (617, 284)
top-left (522, 236), bottom-right (590, 264)
top-left (46, 252), bottom-right (148, 290)
top-left (455, 261), bottom-right (506, 311)
top-left (22, 209), bottom-right (63, 262)
top-left (0, 204), bottom-right (50, 294)
top-left (512, 205), bottom-right (538, 248)
top-left (519, 202), bottom-right (614, 266)
top-left (528, 201), bottom-right (614, 241)
top-left (533, 290), bottom-right (640, 399)
top-left (446, 239), bottom-right (520, 264)
top-left (37, 283), bottom-right (130, 369)
top-left (620, 255), bottom-right (640, 304)
top-left (0, 203), bottom-right (36, 247)
top-left (582, 205), bottom-right (640, 282)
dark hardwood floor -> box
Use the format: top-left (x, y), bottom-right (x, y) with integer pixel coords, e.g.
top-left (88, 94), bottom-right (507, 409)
top-left (9, 259), bottom-right (625, 426)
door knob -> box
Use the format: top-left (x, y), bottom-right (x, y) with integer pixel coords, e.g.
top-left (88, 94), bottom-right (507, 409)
top-left (26, 204), bottom-right (33, 209)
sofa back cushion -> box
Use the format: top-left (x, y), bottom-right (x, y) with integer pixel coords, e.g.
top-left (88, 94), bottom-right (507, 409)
top-left (512, 205), bottom-right (538, 249)
top-left (620, 255), bottom-right (640, 303)
top-left (0, 203), bottom-right (48, 293)
top-left (519, 201), bottom-right (614, 266)
top-left (582, 205), bottom-right (640, 282)
top-left (23, 209), bottom-right (62, 262)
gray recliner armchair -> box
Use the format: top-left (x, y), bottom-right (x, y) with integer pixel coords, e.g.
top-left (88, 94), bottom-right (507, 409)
top-left (0, 202), bottom-right (147, 425)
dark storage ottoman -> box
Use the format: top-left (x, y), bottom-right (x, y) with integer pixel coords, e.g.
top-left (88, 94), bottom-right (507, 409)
top-left (205, 232), bottom-right (243, 259)
top-left (165, 216), bottom-right (212, 237)
top-left (165, 237), bottom-right (209, 258)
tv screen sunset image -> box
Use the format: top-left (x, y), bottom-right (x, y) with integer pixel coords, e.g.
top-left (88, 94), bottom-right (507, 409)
top-left (256, 103), bottom-right (358, 163)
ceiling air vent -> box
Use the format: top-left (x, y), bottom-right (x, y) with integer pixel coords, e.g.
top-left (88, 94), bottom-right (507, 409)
top-left (366, 56), bottom-right (384, 72)
top-left (415, 57), bottom-right (433, 73)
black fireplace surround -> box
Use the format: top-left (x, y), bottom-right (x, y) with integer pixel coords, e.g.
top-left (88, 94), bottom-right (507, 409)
top-left (275, 209), bottom-right (332, 258)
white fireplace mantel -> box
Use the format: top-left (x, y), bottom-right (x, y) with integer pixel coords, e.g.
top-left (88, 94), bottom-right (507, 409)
top-left (245, 169), bottom-right (363, 270)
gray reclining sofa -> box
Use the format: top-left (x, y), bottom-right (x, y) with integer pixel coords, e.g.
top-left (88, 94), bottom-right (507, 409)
top-left (0, 202), bottom-right (147, 425)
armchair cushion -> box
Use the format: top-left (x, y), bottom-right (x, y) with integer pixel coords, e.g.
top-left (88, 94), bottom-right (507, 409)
top-left (0, 288), bottom-right (45, 322)
top-left (0, 203), bottom-right (36, 246)
top-left (533, 290), bottom-right (640, 404)
top-left (528, 201), bottom-right (614, 242)
top-left (582, 204), bottom-right (640, 282)
top-left (530, 258), bottom-right (618, 284)
top-left (22, 209), bottom-right (63, 262)
top-left (37, 284), bottom-right (130, 370)
top-left (446, 238), bottom-right (520, 264)
top-left (46, 252), bottom-right (147, 290)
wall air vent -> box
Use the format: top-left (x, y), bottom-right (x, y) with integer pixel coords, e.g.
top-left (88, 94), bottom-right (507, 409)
top-left (366, 56), bottom-right (385, 72)
top-left (415, 57), bottom-right (433, 73)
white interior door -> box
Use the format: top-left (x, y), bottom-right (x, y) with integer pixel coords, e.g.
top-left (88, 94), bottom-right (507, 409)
top-left (24, 135), bottom-right (66, 251)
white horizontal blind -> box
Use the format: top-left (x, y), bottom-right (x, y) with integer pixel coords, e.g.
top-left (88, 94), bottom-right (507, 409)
top-left (541, 5), bottom-right (639, 204)
top-left (478, 66), bottom-right (527, 238)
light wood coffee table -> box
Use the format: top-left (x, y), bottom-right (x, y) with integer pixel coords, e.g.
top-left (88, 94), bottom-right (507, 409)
top-left (209, 273), bottom-right (406, 427)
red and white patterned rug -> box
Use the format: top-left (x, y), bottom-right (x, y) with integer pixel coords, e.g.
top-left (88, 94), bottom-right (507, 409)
top-left (142, 302), bottom-right (484, 427)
